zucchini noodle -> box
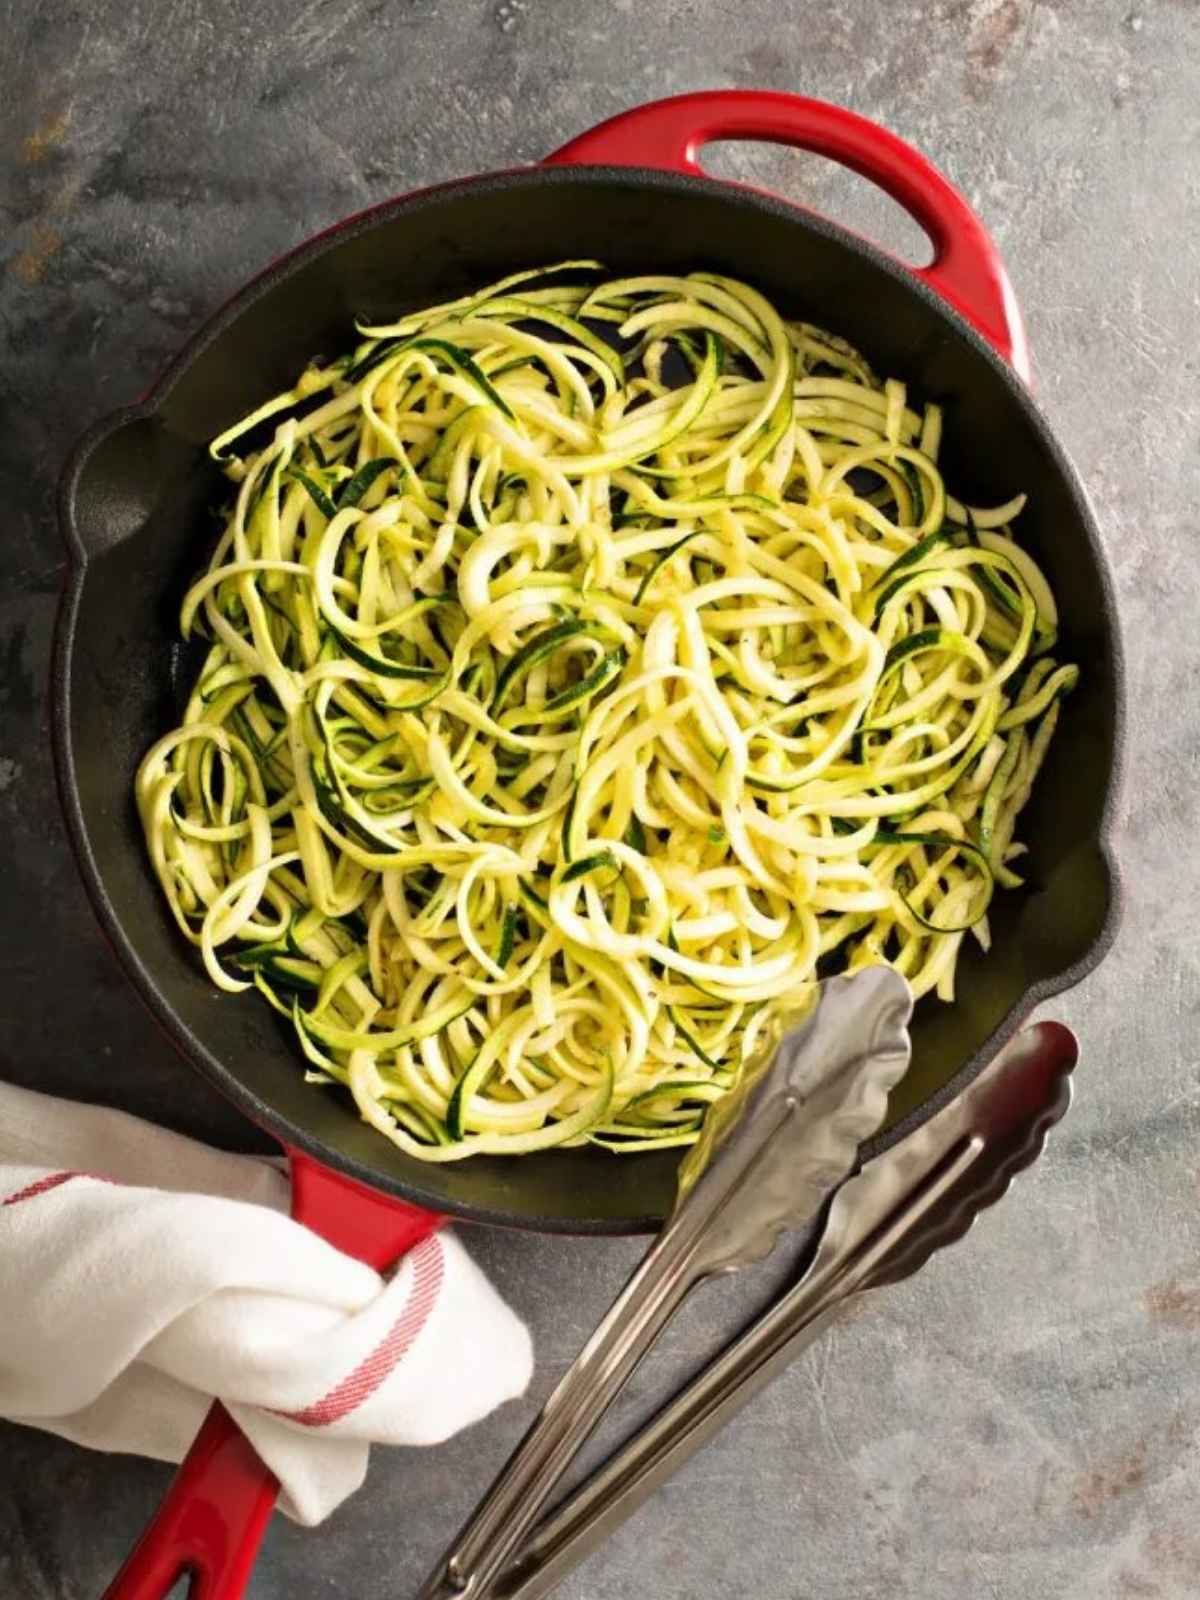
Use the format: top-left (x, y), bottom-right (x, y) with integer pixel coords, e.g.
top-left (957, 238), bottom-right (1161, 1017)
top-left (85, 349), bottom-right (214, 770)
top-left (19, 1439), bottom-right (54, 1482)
top-left (136, 263), bottom-right (1077, 1160)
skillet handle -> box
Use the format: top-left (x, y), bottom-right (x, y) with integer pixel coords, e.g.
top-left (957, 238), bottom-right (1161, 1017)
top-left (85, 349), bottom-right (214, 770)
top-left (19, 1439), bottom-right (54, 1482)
top-left (544, 90), bottom-right (1030, 381)
top-left (99, 1155), bottom-right (443, 1600)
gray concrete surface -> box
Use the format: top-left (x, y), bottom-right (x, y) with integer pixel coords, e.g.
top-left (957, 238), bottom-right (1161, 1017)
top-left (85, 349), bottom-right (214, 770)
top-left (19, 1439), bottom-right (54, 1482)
top-left (1, 0), bottom-right (1197, 1595)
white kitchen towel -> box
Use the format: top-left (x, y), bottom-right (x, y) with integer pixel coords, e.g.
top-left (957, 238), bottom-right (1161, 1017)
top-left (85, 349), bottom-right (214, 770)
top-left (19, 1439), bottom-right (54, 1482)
top-left (0, 1080), bottom-right (532, 1524)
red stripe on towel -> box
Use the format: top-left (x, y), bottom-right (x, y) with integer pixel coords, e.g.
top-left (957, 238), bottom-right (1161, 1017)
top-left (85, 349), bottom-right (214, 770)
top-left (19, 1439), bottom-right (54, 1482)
top-left (2, 1171), bottom-right (83, 1207)
top-left (275, 1234), bottom-right (445, 1427)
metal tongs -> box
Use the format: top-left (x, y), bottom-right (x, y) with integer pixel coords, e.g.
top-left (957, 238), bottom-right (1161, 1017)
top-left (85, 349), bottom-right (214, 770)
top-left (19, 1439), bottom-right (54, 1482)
top-left (417, 967), bottom-right (915, 1600)
top-left (418, 969), bottom-right (1078, 1600)
top-left (497, 1013), bottom-right (1078, 1600)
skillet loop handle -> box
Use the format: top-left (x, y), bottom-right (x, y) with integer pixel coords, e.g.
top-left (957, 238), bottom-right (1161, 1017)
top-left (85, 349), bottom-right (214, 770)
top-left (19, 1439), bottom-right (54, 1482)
top-left (545, 90), bottom-right (1031, 382)
top-left (99, 1155), bottom-right (443, 1600)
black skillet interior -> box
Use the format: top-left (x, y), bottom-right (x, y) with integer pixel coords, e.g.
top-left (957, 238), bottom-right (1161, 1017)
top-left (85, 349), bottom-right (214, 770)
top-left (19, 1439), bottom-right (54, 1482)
top-left (55, 167), bottom-right (1123, 1233)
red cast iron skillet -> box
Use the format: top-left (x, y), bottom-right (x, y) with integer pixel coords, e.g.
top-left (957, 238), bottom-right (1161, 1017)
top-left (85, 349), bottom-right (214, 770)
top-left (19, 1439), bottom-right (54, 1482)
top-left (54, 92), bottom-right (1122, 1600)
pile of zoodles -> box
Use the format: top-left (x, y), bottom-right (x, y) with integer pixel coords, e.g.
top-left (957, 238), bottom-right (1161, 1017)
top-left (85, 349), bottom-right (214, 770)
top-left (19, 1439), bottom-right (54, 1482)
top-left (136, 263), bottom-right (1077, 1160)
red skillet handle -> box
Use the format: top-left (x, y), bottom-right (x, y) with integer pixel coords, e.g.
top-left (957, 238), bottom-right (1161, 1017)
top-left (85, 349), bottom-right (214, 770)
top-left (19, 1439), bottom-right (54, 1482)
top-left (545, 90), bottom-right (1030, 381)
top-left (99, 1154), bottom-right (442, 1600)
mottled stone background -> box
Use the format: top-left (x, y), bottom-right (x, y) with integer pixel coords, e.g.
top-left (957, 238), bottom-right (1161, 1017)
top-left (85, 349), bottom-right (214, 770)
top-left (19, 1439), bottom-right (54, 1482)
top-left (2, 1), bottom-right (1198, 1595)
